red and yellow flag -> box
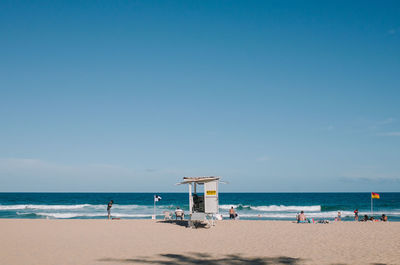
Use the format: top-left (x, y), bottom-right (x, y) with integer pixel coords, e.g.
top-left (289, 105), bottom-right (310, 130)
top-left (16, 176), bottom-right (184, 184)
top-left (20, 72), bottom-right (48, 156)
top-left (371, 192), bottom-right (380, 199)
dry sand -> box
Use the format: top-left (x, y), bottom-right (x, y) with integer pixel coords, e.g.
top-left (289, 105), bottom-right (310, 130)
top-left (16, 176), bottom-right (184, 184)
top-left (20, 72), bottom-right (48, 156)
top-left (0, 219), bottom-right (399, 265)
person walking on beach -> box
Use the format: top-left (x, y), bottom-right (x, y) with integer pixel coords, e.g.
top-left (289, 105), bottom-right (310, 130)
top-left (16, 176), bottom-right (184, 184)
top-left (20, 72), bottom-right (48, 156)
top-left (337, 211), bottom-right (341, 221)
top-left (354, 209), bottom-right (359, 221)
top-left (107, 200), bottom-right (113, 219)
top-left (229, 207), bottom-right (236, 219)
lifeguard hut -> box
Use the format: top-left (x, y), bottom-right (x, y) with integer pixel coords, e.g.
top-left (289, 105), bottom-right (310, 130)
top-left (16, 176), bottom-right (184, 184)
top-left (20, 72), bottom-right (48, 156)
top-left (177, 176), bottom-right (222, 228)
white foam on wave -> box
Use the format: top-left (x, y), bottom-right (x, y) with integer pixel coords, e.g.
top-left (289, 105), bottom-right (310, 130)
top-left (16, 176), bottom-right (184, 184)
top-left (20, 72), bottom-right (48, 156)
top-left (109, 204), bottom-right (148, 210)
top-left (0, 204), bottom-right (155, 211)
top-left (85, 204), bottom-right (177, 211)
top-left (219, 204), bottom-right (321, 212)
top-left (237, 210), bottom-right (354, 218)
top-left (35, 212), bottom-right (154, 219)
top-left (0, 204), bottom-right (91, 210)
top-left (35, 212), bottom-right (104, 218)
top-left (7, 203), bottom-right (400, 220)
top-left (219, 204), bottom-right (251, 210)
top-left (237, 210), bottom-right (400, 219)
top-left (252, 205), bottom-right (321, 212)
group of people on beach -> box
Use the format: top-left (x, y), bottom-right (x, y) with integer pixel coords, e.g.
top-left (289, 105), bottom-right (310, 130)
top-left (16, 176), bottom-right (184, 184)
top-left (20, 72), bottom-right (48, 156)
top-left (354, 209), bottom-right (388, 222)
top-left (295, 208), bottom-right (388, 223)
top-left (106, 200), bottom-right (240, 220)
top-left (107, 200), bottom-right (389, 222)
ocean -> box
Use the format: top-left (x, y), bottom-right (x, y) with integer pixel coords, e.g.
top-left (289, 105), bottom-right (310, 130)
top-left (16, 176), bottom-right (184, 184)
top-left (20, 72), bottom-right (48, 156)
top-left (1, 192), bottom-right (399, 221)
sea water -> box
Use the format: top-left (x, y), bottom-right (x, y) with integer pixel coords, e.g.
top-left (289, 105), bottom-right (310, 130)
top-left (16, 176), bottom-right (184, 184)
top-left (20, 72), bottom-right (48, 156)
top-left (0, 193), bottom-right (399, 221)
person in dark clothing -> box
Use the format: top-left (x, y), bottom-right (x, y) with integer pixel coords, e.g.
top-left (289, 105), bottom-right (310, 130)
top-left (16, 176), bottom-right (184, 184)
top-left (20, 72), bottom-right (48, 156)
top-left (362, 215), bottom-right (369, 222)
top-left (107, 200), bottom-right (114, 219)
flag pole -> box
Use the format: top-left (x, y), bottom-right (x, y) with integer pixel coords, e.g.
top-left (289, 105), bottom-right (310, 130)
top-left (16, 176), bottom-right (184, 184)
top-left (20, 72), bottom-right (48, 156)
top-left (371, 193), bottom-right (373, 216)
top-left (153, 195), bottom-right (156, 220)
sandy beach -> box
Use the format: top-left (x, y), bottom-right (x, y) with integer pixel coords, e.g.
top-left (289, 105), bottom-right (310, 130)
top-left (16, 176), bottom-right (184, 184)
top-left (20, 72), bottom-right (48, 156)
top-left (0, 219), bottom-right (399, 265)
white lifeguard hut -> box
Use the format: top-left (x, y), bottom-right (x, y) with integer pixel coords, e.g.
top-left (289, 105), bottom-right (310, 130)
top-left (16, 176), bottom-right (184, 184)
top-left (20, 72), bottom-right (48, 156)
top-left (177, 176), bottom-right (222, 228)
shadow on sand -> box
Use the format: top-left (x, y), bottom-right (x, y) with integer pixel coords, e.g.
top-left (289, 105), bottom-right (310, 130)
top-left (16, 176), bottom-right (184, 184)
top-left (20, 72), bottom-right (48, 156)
top-left (157, 220), bottom-right (211, 229)
top-left (98, 252), bottom-right (302, 265)
top-left (156, 220), bottom-right (189, 227)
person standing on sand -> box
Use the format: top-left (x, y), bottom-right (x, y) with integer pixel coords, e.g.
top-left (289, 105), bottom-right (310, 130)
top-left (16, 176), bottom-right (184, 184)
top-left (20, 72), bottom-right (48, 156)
top-left (229, 207), bottom-right (236, 219)
top-left (337, 211), bottom-right (341, 221)
top-left (354, 209), bottom-right (359, 221)
top-left (107, 200), bottom-right (113, 219)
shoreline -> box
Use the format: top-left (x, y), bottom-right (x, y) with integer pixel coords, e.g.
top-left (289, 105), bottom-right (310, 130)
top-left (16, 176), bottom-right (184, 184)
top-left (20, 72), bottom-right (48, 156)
top-left (0, 217), bottom-right (394, 222)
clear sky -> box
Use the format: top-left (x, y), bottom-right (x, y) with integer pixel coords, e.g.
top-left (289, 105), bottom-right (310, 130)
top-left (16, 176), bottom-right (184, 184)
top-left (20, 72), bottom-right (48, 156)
top-left (1, 0), bottom-right (399, 192)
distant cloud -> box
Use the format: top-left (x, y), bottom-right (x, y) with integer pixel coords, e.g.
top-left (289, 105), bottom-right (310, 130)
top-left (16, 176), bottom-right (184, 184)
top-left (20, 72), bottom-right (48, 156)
top-left (206, 131), bottom-right (219, 136)
top-left (257, 156), bottom-right (270, 162)
top-left (324, 125), bottom-right (334, 131)
top-left (339, 167), bottom-right (400, 186)
top-left (376, 132), bottom-right (400, 136)
top-left (331, 117), bottom-right (396, 135)
top-left (339, 176), bottom-right (400, 184)
top-left (368, 117), bottom-right (396, 130)
top-left (320, 124), bottom-right (335, 131)
top-left (0, 158), bottom-right (198, 191)
top-left (388, 27), bottom-right (400, 35)
top-left (378, 117), bottom-right (395, 125)
top-left (361, 117), bottom-right (399, 135)
top-left (0, 158), bottom-right (131, 174)
top-left (0, 158), bottom-right (136, 191)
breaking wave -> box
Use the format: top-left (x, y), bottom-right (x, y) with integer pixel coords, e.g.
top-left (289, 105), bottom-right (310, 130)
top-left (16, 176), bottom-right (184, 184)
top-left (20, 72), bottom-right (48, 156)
top-left (0, 204), bottom-right (92, 210)
top-left (0, 204), bottom-right (153, 211)
top-left (16, 212), bottom-right (153, 219)
top-left (3, 202), bottom-right (400, 220)
top-left (219, 204), bottom-right (321, 212)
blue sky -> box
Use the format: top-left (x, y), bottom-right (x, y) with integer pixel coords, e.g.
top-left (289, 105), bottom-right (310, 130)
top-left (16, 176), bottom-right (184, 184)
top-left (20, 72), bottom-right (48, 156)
top-left (1, 0), bottom-right (399, 192)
